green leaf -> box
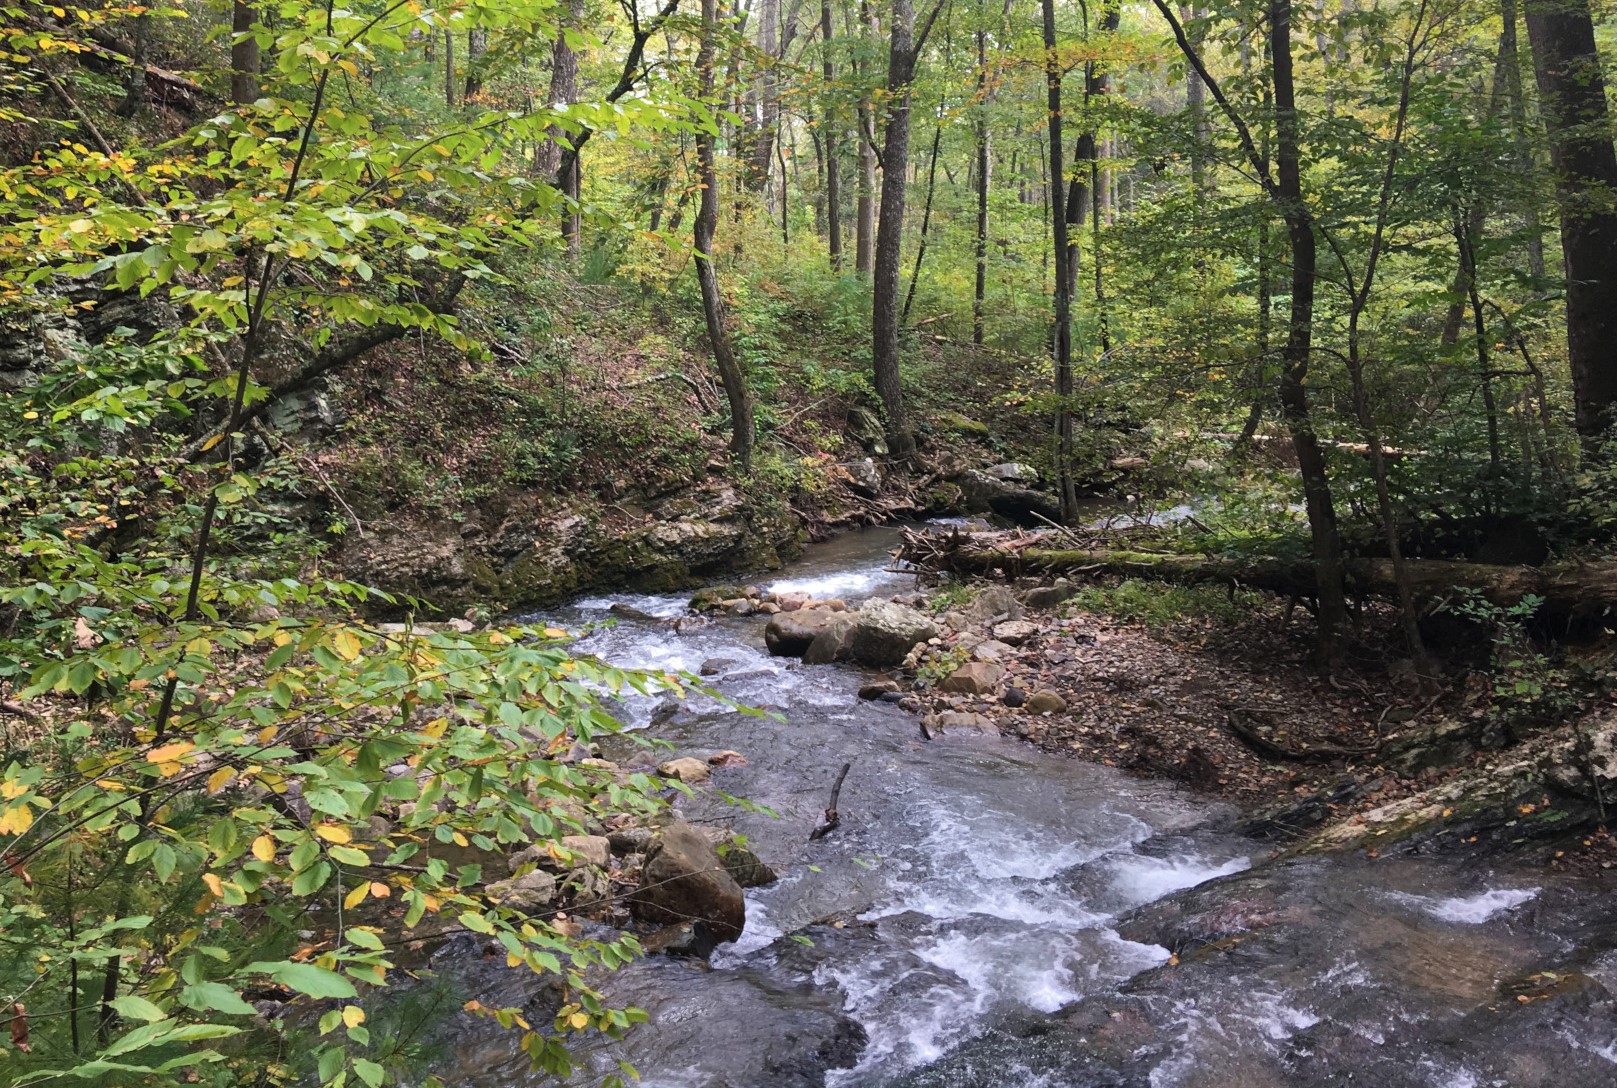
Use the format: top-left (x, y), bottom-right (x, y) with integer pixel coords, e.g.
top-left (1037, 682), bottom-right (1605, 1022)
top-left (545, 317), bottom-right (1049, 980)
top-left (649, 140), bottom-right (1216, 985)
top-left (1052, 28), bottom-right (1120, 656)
top-left (354, 1058), bottom-right (386, 1087)
top-left (178, 982), bottom-right (258, 1017)
top-left (244, 960), bottom-right (358, 999)
top-left (111, 995), bottom-right (168, 1022)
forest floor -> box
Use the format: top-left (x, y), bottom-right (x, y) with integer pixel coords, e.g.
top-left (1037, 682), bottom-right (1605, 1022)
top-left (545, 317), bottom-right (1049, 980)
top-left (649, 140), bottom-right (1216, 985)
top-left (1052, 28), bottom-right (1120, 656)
top-left (896, 576), bottom-right (1617, 875)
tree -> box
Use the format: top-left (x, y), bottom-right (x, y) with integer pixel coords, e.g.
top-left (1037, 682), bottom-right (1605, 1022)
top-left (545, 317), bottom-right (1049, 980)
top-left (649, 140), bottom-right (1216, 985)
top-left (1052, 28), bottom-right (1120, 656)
top-left (870, 0), bottom-right (944, 457)
top-left (822, 0), bottom-right (845, 269)
top-left (1042, 0), bottom-right (1078, 519)
top-left (1523, 0), bottom-right (1617, 444)
top-left (230, 2), bottom-right (259, 106)
top-left (697, 0), bottom-right (757, 466)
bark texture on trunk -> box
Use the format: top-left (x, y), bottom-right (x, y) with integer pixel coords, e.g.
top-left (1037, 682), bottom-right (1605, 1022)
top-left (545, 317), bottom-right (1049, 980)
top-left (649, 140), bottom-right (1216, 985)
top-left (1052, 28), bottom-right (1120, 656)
top-left (822, 0), bottom-right (844, 269)
top-left (1524, 0), bottom-right (1617, 442)
top-left (231, 2), bottom-right (259, 106)
top-left (855, 1), bottom-right (878, 275)
top-left (1042, 0), bottom-right (1077, 520)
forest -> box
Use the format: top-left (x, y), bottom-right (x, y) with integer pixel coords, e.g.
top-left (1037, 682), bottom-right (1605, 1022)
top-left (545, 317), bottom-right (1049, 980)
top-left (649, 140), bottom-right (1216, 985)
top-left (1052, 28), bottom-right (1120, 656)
top-left (2, 0), bottom-right (1616, 1083)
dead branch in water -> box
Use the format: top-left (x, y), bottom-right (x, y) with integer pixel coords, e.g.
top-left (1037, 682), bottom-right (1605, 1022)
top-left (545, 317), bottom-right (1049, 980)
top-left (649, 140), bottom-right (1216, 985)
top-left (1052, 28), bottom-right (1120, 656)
top-left (810, 761), bottom-right (852, 841)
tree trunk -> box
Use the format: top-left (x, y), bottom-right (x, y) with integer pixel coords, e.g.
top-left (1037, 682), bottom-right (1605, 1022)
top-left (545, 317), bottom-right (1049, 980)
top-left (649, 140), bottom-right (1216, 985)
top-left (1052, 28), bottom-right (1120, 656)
top-left (230, 2), bottom-right (259, 106)
top-left (822, 0), bottom-right (844, 269)
top-left (1062, 4), bottom-right (1120, 308)
top-left (872, 0), bottom-right (938, 458)
top-left (540, 0), bottom-right (585, 258)
top-left (1269, 0), bottom-right (1348, 657)
top-left (696, 0), bottom-right (755, 468)
top-left (465, 27), bottom-right (486, 102)
top-left (443, 27), bottom-right (455, 108)
top-left (115, 10), bottom-right (150, 116)
top-left (749, 0), bottom-right (782, 191)
top-left (1523, 0), bottom-right (1617, 443)
top-left (972, 22), bottom-right (991, 346)
top-left (1042, 0), bottom-right (1078, 521)
top-left (1500, 0), bottom-right (1546, 280)
top-left (902, 96), bottom-right (946, 323)
top-left (855, 0), bottom-right (878, 276)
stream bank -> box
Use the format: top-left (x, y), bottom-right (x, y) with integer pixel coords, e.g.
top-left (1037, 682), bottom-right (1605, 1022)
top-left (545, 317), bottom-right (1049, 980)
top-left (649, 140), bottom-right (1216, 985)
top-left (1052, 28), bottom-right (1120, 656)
top-left (415, 526), bottom-right (1617, 1087)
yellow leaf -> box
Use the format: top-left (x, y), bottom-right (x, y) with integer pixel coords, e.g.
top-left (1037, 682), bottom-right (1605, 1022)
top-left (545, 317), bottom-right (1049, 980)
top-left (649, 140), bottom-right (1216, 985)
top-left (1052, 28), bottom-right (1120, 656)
top-left (200, 432), bottom-right (224, 452)
top-left (542, 627), bottom-right (569, 639)
top-left (343, 883), bottom-right (369, 909)
top-left (0, 804), bottom-right (33, 835)
top-left (422, 718), bottom-right (449, 739)
top-left (332, 629), bottom-right (363, 662)
top-left (147, 742), bottom-right (195, 764)
top-left (257, 725), bottom-right (278, 746)
top-left (201, 873), bottom-right (223, 896)
top-left (0, 780), bottom-right (24, 800)
top-left (569, 1012), bottom-right (589, 1030)
top-left (206, 766), bottom-right (235, 794)
top-left (342, 1005), bottom-right (365, 1028)
top-left (252, 835), bottom-right (276, 862)
top-left (314, 824), bottom-right (352, 844)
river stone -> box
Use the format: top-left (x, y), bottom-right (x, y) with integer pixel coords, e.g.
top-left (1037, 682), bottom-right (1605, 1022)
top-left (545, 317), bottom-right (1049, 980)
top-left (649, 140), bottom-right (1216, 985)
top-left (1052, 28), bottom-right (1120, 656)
top-left (1022, 584), bottom-right (1073, 611)
top-left (657, 757), bottom-right (711, 783)
top-left (992, 619), bottom-right (1041, 646)
top-left (803, 615), bottom-right (857, 664)
top-left (765, 608), bottom-right (844, 656)
top-left (986, 462), bottom-right (1040, 484)
top-left (843, 458), bottom-right (882, 498)
top-left (958, 469), bottom-right (1063, 527)
top-left (485, 869), bottom-right (558, 913)
top-left (967, 586), bottom-right (1025, 624)
top-left (850, 601), bottom-right (938, 667)
top-left (971, 639), bottom-right (1014, 663)
top-left (934, 711), bottom-right (1000, 735)
top-left (721, 842), bottom-right (778, 887)
top-left (700, 657), bottom-right (735, 676)
top-left (1003, 686), bottom-right (1028, 708)
top-left (1025, 690), bottom-right (1068, 714)
top-left (938, 661), bottom-right (1005, 694)
top-left (608, 827), bottom-right (655, 855)
top-left (631, 821), bottom-right (746, 943)
top-left (859, 680), bottom-right (901, 700)
top-left (558, 834), bottom-right (611, 869)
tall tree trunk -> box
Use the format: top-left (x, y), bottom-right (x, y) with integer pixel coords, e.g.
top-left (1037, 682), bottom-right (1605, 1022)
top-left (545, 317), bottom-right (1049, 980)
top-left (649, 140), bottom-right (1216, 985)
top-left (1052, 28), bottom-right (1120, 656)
top-left (1523, 0), bottom-right (1617, 443)
top-left (872, 0), bottom-right (941, 457)
top-left (1063, 4), bottom-right (1120, 307)
top-left (540, 0), bottom-right (585, 258)
top-left (464, 27), bottom-right (486, 101)
top-left (230, 3), bottom-right (260, 106)
top-left (697, 0), bottom-right (755, 468)
top-left (1500, 0), bottom-right (1546, 279)
top-left (855, 0), bottom-right (878, 276)
top-left (1042, 0), bottom-right (1078, 520)
top-left (443, 27), bottom-right (455, 108)
top-left (1181, 4), bottom-right (1210, 193)
top-left (822, 0), bottom-right (844, 268)
top-left (1269, 0), bottom-right (1347, 656)
top-left (116, 10), bottom-right (150, 116)
top-left (972, 22), bottom-right (991, 346)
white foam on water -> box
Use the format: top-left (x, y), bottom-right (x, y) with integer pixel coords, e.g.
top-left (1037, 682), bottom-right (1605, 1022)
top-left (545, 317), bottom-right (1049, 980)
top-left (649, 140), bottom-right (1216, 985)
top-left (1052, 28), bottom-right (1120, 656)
top-left (571, 592), bottom-right (690, 618)
top-left (1102, 851), bottom-right (1250, 911)
top-left (912, 928), bottom-right (1084, 1014)
top-left (1390, 886), bottom-right (1540, 924)
top-left (1418, 1060), bottom-right (1480, 1088)
top-left (1147, 992), bottom-right (1320, 1088)
top-left (766, 568), bottom-right (893, 600)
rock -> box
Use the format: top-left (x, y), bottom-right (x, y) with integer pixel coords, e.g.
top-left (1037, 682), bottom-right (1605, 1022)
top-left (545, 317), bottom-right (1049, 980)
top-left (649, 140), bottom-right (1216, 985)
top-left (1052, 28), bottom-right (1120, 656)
top-left (774, 591), bottom-right (809, 612)
top-left (485, 869), bottom-right (558, 913)
top-left (1003, 686), bottom-right (1028, 708)
top-left (859, 680), bottom-right (901, 700)
top-left (700, 657), bottom-right (736, 676)
top-left (846, 405), bottom-right (890, 455)
top-left (608, 827), bottom-right (655, 855)
top-left (657, 757), bottom-right (712, 783)
top-left (937, 411), bottom-right (990, 436)
top-left (803, 615), bottom-right (857, 664)
top-left (879, 690), bottom-right (907, 703)
top-left (1021, 585), bottom-right (1071, 611)
top-left (966, 586), bottom-right (1025, 624)
top-left (986, 462), bottom-right (1040, 484)
top-left (933, 711), bottom-right (1000, 735)
top-left (992, 619), bottom-right (1041, 646)
top-left (971, 639), bottom-right (1014, 663)
top-left (558, 835), bottom-right (611, 869)
top-left (725, 598), bottom-right (755, 616)
top-left (640, 922), bottom-right (719, 959)
top-left (720, 842), bottom-right (778, 887)
top-left (938, 661), bottom-right (1005, 694)
top-left (850, 601), bottom-right (939, 667)
top-left (609, 602), bottom-right (661, 622)
top-left (764, 608), bottom-right (846, 656)
top-left (707, 750), bottom-right (748, 767)
top-left (1025, 690), bottom-right (1068, 714)
top-left (808, 598), bottom-right (849, 612)
top-left (631, 821), bottom-right (746, 943)
top-left (842, 458), bottom-right (883, 498)
top-left (957, 470), bottom-right (1062, 527)
top-left (690, 585), bottom-right (742, 611)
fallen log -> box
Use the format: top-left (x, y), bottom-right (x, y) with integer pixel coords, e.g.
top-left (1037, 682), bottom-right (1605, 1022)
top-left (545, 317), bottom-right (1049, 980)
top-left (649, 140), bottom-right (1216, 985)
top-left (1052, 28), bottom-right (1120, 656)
top-left (899, 532), bottom-right (1617, 619)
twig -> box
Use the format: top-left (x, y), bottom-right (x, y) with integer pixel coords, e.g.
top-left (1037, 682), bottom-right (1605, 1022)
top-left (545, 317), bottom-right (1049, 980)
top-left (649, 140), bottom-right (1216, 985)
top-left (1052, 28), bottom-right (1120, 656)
top-left (809, 761), bottom-right (851, 841)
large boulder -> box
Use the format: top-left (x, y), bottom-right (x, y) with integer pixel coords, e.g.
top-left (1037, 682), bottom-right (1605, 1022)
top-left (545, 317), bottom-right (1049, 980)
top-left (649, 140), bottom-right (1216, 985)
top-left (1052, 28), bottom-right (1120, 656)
top-left (957, 470), bottom-right (1062, 527)
top-left (631, 821), bottom-right (746, 944)
top-left (803, 614), bottom-right (858, 664)
top-left (765, 608), bottom-right (847, 656)
top-left (938, 661), bottom-right (1005, 694)
top-left (484, 869), bottom-right (558, 913)
top-left (850, 601), bottom-right (939, 667)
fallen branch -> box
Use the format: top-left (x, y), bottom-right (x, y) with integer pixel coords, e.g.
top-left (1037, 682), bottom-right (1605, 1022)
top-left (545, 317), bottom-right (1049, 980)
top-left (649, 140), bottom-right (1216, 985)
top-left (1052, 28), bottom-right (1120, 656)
top-left (1226, 709), bottom-right (1377, 764)
top-left (809, 761), bottom-right (851, 841)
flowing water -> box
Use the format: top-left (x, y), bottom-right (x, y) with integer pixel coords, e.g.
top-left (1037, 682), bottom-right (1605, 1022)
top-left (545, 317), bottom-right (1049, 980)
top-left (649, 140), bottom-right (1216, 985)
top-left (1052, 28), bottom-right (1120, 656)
top-left (431, 527), bottom-right (1617, 1088)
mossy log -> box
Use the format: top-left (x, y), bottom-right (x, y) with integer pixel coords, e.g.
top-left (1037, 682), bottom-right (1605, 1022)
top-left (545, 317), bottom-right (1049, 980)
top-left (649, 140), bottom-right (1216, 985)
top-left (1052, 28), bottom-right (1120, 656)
top-left (906, 540), bottom-right (1617, 618)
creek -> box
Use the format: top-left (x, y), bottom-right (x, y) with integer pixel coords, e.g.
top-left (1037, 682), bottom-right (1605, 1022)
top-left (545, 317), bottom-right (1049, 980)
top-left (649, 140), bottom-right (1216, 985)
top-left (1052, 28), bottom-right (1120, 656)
top-left (431, 526), bottom-right (1617, 1088)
